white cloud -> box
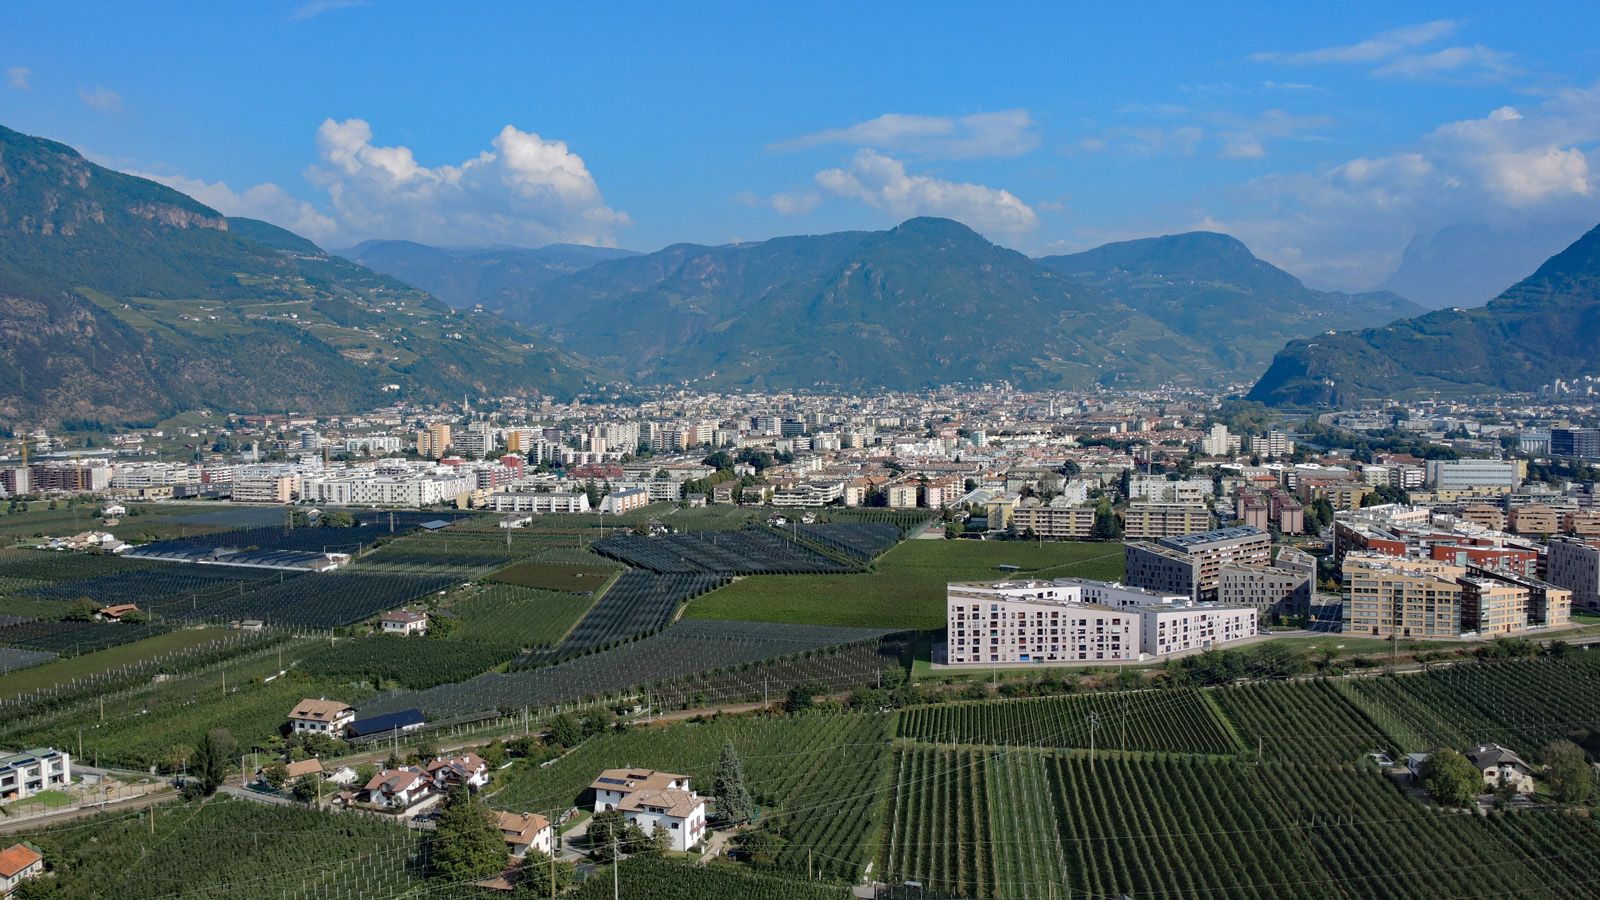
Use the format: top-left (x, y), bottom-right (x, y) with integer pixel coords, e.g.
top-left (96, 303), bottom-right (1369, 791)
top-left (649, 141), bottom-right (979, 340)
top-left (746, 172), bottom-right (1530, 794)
top-left (291, 0), bottom-right (368, 20)
top-left (1251, 20), bottom-right (1515, 81)
top-left (771, 110), bottom-right (1039, 159)
top-left (303, 118), bottom-right (628, 247)
top-left (731, 189), bottom-right (822, 216)
top-left (1187, 83), bottom-right (1600, 287)
top-left (1071, 125), bottom-right (1205, 157)
top-left (6, 67), bottom-right (30, 90)
top-left (130, 171), bottom-right (340, 243)
top-left (79, 86), bottom-right (122, 115)
top-left (1371, 45), bottom-right (1516, 79)
top-left (814, 149), bottom-right (1038, 233)
top-left (1251, 19), bottom-right (1458, 65)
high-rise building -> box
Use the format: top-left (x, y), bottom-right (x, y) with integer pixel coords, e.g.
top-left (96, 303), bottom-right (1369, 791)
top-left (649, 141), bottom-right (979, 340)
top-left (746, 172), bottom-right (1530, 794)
top-left (416, 424), bottom-right (451, 459)
top-left (1548, 537), bottom-right (1600, 611)
top-left (1550, 428), bottom-right (1600, 459)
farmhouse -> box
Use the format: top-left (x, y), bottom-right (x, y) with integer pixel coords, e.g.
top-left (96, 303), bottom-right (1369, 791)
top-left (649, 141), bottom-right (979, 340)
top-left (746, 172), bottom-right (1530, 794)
top-left (379, 608), bottom-right (428, 636)
top-left (96, 604), bottom-right (141, 621)
top-left (589, 768), bottom-right (707, 852)
top-left (427, 753), bottom-right (490, 792)
top-left (0, 844), bottom-right (44, 894)
top-left (496, 811), bottom-right (554, 858)
top-left (288, 698), bottom-right (357, 737)
top-left (360, 767), bottom-right (432, 809)
top-left (1465, 743), bottom-right (1536, 794)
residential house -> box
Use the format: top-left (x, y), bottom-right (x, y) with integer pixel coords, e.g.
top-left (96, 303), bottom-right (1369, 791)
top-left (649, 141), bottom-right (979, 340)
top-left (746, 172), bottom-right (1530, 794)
top-left (590, 768), bottom-right (708, 853)
top-left (361, 767), bottom-right (432, 810)
top-left (496, 811), bottom-right (554, 858)
top-left (96, 604), bottom-right (141, 622)
top-left (427, 753), bottom-right (490, 793)
top-left (0, 844), bottom-right (44, 895)
top-left (288, 698), bottom-right (357, 737)
top-left (379, 609), bottom-right (428, 636)
top-left (1465, 743), bottom-right (1536, 794)
top-left (0, 749), bottom-right (70, 804)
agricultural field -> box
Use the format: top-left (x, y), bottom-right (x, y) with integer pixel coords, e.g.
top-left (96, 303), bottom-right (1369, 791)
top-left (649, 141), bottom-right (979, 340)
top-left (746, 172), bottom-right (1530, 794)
top-left (0, 619), bottom-right (172, 654)
top-left (0, 646), bottom-right (55, 674)
top-left (22, 563), bottom-right (289, 618)
top-left (898, 689), bottom-right (1240, 755)
top-left (449, 582), bottom-right (598, 649)
top-left (796, 521), bottom-right (902, 562)
top-left (16, 799), bottom-right (429, 900)
top-left (295, 633), bottom-right (518, 690)
top-left (486, 561), bottom-right (619, 593)
top-left (356, 619), bottom-right (897, 722)
top-left (519, 570), bottom-right (726, 665)
top-left (881, 746), bottom-right (999, 898)
top-left (0, 626), bottom-right (234, 696)
top-left (592, 526), bottom-right (855, 575)
top-left (492, 710), bottom-right (897, 881)
top-left (686, 539), bottom-right (1126, 630)
top-left (575, 860), bottom-right (851, 900)
top-left (0, 635), bottom-right (368, 769)
top-left (1213, 679), bottom-right (1393, 765)
top-left (185, 571), bottom-right (460, 627)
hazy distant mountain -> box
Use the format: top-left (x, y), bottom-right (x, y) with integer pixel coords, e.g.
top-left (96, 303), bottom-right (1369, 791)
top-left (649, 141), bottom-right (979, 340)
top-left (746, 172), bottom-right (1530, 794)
top-left (1377, 223), bottom-right (1594, 309)
top-left (1249, 222), bottom-right (1600, 406)
top-left (1036, 232), bottom-right (1424, 374)
top-left (503, 217), bottom-right (1238, 390)
top-left (339, 240), bottom-right (639, 311)
top-left (0, 123), bottom-right (590, 426)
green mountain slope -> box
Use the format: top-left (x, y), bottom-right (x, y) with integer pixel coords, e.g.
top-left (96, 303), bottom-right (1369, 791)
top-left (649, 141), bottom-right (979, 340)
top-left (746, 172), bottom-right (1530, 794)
top-left (1247, 222), bottom-right (1600, 405)
top-left (339, 240), bottom-right (638, 312)
top-left (0, 124), bottom-right (590, 426)
top-left (1036, 232), bottom-right (1424, 373)
top-left (498, 218), bottom-right (1237, 390)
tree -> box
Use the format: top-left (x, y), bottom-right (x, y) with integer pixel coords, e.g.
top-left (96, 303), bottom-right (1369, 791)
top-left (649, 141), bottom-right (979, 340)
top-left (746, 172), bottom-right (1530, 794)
top-left (62, 597), bottom-right (99, 622)
top-left (426, 614), bottom-right (461, 639)
top-left (354, 762), bottom-right (377, 786)
top-left (432, 787), bottom-right (510, 880)
top-left (587, 808), bottom-right (652, 861)
top-left (547, 713), bottom-right (582, 748)
top-left (261, 761), bottom-right (289, 791)
top-left (1091, 504), bottom-right (1123, 541)
top-left (414, 735), bottom-right (439, 765)
top-left (785, 679), bottom-right (825, 713)
top-left (118, 608), bottom-right (149, 624)
top-left (733, 828), bottom-right (787, 867)
top-left (192, 728), bottom-right (236, 795)
top-left (711, 740), bottom-right (756, 824)
top-left (1421, 749), bottom-right (1483, 808)
top-left (1542, 740), bottom-right (1594, 804)
top-left (579, 707), bottom-right (615, 737)
top-left (291, 773), bottom-right (322, 803)
top-left (511, 852), bottom-right (576, 897)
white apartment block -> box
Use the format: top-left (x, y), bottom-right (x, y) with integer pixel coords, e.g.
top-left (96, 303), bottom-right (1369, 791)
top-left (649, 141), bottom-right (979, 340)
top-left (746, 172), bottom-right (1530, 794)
top-left (600, 488), bottom-right (650, 514)
top-left (1426, 459), bottom-right (1521, 492)
top-left (1128, 475), bottom-right (1214, 504)
top-left (1139, 604), bottom-right (1258, 657)
top-left (485, 492), bottom-right (592, 514)
top-left (947, 581), bottom-right (1139, 665)
top-left (0, 748), bottom-right (71, 804)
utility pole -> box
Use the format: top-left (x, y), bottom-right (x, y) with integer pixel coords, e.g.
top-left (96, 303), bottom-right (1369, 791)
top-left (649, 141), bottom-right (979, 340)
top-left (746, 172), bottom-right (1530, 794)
top-left (613, 835), bottom-right (620, 900)
top-left (1087, 712), bottom-right (1100, 775)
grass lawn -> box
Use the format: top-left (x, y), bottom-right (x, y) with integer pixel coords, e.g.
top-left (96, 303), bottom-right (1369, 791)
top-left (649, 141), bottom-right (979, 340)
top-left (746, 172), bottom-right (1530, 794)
top-left (0, 627), bottom-right (232, 696)
top-left (1571, 611), bottom-right (1600, 626)
top-left (683, 538), bottom-right (1125, 630)
top-left (27, 789), bottom-right (75, 808)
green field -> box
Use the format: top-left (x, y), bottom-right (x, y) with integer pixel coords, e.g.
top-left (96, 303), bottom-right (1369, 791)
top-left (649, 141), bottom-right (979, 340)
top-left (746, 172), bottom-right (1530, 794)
top-left (0, 627), bottom-right (233, 696)
top-left (684, 539), bottom-right (1125, 629)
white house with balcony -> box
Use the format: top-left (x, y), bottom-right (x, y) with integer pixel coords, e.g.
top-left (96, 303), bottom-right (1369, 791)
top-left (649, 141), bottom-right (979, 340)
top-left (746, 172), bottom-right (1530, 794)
top-left (0, 748), bottom-right (70, 804)
top-left (590, 768), bottom-right (708, 852)
top-left (288, 698), bottom-right (356, 737)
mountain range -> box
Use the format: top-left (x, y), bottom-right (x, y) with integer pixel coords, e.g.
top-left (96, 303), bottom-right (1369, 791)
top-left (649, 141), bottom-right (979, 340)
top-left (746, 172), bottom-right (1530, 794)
top-left (351, 220), bottom-right (1423, 392)
top-left (1248, 222), bottom-right (1600, 406)
top-left (338, 240), bottom-right (638, 312)
top-left (0, 124), bottom-right (591, 427)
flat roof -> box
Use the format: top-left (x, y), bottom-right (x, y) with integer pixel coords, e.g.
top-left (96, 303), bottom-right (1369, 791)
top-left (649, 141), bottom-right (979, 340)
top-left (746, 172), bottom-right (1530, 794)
top-left (1161, 526), bottom-right (1267, 549)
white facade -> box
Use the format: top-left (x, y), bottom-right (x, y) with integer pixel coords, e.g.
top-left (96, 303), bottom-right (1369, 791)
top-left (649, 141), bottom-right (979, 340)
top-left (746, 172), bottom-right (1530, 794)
top-left (947, 581), bottom-right (1139, 665)
top-left (485, 492), bottom-right (592, 514)
top-left (590, 769), bottom-right (708, 853)
top-left (1426, 460), bottom-right (1521, 492)
top-left (0, 748), bottom-right (71, 804)
top-left (1138, 604), bottom-right (1258, 657)
top-left (288, 699), bottom-right (356, 736)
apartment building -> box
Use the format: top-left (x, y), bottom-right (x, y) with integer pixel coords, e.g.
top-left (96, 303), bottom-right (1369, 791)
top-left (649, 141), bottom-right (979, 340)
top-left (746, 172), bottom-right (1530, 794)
top-left (1508, 505), bottom-right (1560, 535)
top-left (1217, 563), bottom-right (1312, 618)
top-left (1139, 604), bottom-right (1258, 657)
top-left (416, 423), bottom-right (452, 459)
top-left (1547, 537), bottom-right (1600, 611)
top-left (1341, 556), bottom-right (1464, 638)
top-left (946, 581), bottom-right (1139, 665)
top-left (484, 492), bottom-right (592, 514)
top-left (1123, 503), bottom-right (1212, 540)
top-left (1125, 526), bottom-right (1272, 601)
top-left (0, 748), bottom-right (71, 804)
top-left (1012, 504), bottom-right (1095, 539)
top-left (232, 475), bottom-right (296, 503)
top-left (1466, 566), bottom-right (1571, 629)
top-left (1459, 575), bottom-right (1528, 635)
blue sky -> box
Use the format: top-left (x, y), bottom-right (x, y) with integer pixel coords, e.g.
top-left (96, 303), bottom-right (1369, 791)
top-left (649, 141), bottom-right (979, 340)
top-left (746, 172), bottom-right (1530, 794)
top-left (3, 1), bottom-right (1598, 295)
